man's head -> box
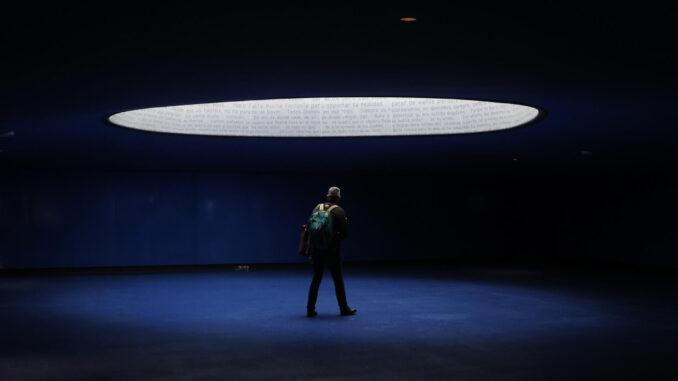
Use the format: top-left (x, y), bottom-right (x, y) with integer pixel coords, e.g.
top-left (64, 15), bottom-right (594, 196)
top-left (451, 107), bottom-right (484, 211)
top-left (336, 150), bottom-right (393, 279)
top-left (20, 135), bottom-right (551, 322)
top-left (326, 186), bottom-right (341, 203)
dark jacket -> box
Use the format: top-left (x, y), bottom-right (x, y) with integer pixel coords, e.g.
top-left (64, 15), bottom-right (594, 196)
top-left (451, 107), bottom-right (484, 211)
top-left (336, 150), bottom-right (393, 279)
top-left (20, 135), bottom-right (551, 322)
top-left (310, 201), bottom-right (348, 251)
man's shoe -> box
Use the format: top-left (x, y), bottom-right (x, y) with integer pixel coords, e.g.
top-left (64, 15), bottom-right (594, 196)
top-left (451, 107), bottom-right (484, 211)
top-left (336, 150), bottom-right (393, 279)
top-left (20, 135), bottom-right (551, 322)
top-left (307, 309), bottom-right (318, 318)
top-left (340, 307), bottom-right (357, 316)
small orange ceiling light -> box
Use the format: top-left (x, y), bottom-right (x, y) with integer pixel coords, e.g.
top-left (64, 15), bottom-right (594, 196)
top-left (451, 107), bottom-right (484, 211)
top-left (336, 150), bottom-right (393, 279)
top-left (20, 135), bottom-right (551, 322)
top-left (400, 17), bottom-right (417, 22)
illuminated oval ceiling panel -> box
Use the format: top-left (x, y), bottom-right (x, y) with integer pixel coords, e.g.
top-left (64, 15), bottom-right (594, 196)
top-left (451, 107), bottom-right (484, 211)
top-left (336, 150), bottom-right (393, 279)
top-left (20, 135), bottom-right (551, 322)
top-left (108, 97), bottom-right (541, 137)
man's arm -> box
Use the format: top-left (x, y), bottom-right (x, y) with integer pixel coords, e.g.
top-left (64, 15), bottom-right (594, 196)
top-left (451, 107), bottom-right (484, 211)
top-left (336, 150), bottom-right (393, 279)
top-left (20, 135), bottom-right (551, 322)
top-left (334, 207), bottom-right (348, 240)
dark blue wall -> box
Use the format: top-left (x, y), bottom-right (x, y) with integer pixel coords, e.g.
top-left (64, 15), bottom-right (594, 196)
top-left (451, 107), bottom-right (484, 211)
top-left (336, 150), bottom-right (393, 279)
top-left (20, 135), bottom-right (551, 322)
top-left (0, 170), bottom-right (469, 268)
top-left (1, 168), bottom-right (676, 269)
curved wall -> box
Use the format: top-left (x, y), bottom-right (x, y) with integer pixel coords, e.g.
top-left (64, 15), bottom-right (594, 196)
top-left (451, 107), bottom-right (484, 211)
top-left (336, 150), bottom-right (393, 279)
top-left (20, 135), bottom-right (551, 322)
top-left (1, 169), bottom-right (676, 269)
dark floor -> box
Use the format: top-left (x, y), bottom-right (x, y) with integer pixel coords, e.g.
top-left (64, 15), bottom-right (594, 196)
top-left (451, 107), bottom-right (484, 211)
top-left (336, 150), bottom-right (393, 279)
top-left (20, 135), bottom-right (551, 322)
top-left (1, 262), bottom-right (677, 380)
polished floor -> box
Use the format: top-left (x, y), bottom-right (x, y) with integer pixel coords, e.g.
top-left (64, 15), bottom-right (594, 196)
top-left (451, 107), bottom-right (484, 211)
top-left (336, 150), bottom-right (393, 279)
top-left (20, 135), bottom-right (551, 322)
top-left (1, 263), bottom-right (676, 380)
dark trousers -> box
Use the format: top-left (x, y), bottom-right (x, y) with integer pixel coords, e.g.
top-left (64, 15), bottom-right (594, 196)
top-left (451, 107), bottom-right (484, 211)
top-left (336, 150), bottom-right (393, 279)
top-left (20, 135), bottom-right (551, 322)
top-left (307, 248), bottom-right (349, 310)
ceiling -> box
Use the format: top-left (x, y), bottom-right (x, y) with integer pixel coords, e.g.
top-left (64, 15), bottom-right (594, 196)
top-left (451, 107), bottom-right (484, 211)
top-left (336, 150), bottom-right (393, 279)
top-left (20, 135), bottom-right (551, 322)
top-left (1, 1), bottom-right (676, 173)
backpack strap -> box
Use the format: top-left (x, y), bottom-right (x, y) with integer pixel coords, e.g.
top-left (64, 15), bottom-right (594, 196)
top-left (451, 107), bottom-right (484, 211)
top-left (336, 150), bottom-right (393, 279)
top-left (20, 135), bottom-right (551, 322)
top-left (316, 203), bottom-right (338, 213)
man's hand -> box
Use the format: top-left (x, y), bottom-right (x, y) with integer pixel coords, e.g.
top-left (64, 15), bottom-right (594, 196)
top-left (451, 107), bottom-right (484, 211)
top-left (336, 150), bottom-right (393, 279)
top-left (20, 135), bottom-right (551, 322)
top-left (302, 224), bottom-right (308, 231)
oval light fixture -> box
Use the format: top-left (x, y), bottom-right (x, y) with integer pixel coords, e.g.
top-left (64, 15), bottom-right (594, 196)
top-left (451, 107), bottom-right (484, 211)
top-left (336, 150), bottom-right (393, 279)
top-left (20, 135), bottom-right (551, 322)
top-left (108, 97), bottom-right (541, 138)
top-left (400, 17), bottom-right (417, 22)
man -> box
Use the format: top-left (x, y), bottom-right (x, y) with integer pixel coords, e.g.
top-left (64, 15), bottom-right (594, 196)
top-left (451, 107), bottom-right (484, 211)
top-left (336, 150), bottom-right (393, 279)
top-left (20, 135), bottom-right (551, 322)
top-left (304, 186), bottom-right (357, 318)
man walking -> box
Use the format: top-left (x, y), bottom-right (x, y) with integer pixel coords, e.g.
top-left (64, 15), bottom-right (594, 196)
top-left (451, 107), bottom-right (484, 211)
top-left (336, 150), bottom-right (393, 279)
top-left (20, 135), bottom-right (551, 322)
top-left (305, 186), bottom-right (357, 318)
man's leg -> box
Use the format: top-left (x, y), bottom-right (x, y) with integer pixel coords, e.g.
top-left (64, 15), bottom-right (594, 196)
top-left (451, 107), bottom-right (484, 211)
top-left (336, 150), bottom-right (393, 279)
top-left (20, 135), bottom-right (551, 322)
top-left (307, 251), bottom-right (325, 313)
top-left (327, 251), bottom-right (350, 310)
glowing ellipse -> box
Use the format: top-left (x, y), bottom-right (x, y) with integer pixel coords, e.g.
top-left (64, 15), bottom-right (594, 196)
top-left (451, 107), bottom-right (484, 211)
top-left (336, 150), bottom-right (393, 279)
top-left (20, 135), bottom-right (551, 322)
top-left (108, 97), bottom-right (540, 137)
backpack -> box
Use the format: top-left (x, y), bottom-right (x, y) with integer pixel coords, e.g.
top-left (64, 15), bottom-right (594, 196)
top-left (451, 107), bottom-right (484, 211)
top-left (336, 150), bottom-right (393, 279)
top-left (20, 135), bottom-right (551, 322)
top-left (307, 203), bottom-right (339, 249)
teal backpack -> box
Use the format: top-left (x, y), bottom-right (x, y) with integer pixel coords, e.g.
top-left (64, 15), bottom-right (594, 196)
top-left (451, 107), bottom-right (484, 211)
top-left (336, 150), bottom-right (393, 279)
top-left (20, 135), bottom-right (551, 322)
top-left (307, 203), bottom-right (338, 249)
